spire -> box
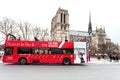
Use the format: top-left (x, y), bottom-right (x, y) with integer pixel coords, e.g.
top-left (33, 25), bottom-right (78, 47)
top-left (89, 11), bottom-right (92, 27)
top-left (88, 11), bottom-right (92, 35)
top-left (96, 25), bottom-right (98, 30)
top-left (58, 7), bottom-right (61, 10)
top-left (103, 26), bottom-right (105, 33)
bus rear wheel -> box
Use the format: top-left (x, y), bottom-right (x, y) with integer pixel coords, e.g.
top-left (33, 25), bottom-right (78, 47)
top-left (19, 58), bottom-right (27, 65)
top-left (63, 58), bottom-right (71, 65)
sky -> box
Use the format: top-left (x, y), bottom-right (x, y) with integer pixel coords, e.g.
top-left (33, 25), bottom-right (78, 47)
top-left (0, 0), bottom-right (120, 45)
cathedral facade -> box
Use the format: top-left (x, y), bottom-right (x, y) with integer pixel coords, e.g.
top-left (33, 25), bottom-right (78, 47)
top-left (90, 27), bottom-right (111, 52)
top-left (51, 8), bottom-right (120, 55)
top-left (51, 8), bottom-right (89, 42)
top-left (51, 8), bottom-right (117, 54)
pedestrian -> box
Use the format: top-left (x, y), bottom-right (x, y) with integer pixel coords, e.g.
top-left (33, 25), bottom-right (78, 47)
top-left (0, 53), bottom-right (1, 58)
top-left (88, 54), bottom-right (90, 61)
top-left (97, 55), bottom-right (101, 60)
top-left (115, 56), bottom-right (119, 62)
top-left (112, 55), bottom-right (115, 62)
top-left (109, 54), bottom-right (112, 62)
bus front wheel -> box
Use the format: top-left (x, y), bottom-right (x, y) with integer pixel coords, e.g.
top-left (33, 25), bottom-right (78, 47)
top-left (19, 58), bottom-right (27, 65)
top-left (63, 58), bottom-right (71, 65)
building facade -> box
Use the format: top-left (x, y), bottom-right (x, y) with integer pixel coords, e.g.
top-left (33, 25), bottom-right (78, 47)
top-left (51, 8), bottom-right (108, 43)
top-left (51, 8), bottom-right (70, 41)
top-left (91, 26), bottom-right (110, 52)
top-left (51, 8), bottom-right (88, 42)
top-left (69, 30), bottom-right (89, 42)
top-left (51, 8), bottom-right (109, 43)
top-left (51, 8), bottom-right (120, 55)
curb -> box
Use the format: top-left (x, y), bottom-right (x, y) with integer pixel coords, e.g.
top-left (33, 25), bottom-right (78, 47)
top-left (88, 61), bottom-right (120, 64)
top-left (88, 62), bottom-right (120, 64)
top-left (88, 58), bottom-right (120, 64)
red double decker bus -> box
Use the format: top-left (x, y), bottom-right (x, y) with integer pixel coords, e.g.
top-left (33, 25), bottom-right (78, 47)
top-left (2, 34), bottom-right (88, 65)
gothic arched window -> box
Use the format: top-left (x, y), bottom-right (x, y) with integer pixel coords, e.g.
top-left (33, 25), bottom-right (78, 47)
top-left (64, 14), bottom-right (66, 23)
top-left (64, 26), bottom-right (66, 30)
top-left (61, 13), bottom-right (62, 23)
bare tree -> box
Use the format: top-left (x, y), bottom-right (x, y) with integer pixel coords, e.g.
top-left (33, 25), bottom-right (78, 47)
top-left (32, 26), bottom-right (49, 41)
top-left (98, 43), bottom-right (107, 55)
top-left (39, 28), bottom-right (49, 40)
top-left (0, 17), bottom-right (50, 41)
top-left (90, 44), bottom-right (97, 55)
top-left (32, 26), bottom-right (41, 38)
top-left (0, 17), bottom-right (18, 42)
top-left (105, 42), bottom-right (118, 55)
top-left (98, 42), bottom-right (118, 55)
top-left (18, 22), bottom-right (32, 40)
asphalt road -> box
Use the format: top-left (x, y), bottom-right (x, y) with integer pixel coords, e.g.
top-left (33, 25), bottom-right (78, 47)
top-left (0, 63), bottom-right (120, 80)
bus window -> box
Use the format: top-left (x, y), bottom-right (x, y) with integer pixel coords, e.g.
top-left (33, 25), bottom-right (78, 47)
top-left (34, 49), bottom-right (39, 54)
top-left (5, 47), bottom-right (13, 55)
top-left (39, 49), bottom-right (44, 54)
top-left (30, 48), bottom-right (34, 54)
top-left (18, 48), bottom-right (30, 54)
top-left (63, 50), bottom-right (66, 53)
top-left (45, 49), bottom-right (48, 54)
top-left (49, 50), bottom-right (51, 54)
top-left (37, 48), bottom-right (50, 54)
top-left (32, 48), bottom-right (50, 54)
top-left (51, 48), bottom-right (62, 54)
top-left (32, 48), bottom-right (39, 54)
top-left (62, 49), bottom-right (73, 54)
top-left (31, 48), bottom-right (40, 54)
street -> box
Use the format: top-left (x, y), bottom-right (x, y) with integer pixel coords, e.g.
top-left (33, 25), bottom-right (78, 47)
top-left (0, 63), bottom-right (120, 80)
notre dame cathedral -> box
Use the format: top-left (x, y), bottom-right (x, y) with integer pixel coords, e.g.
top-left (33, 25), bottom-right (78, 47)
top-left (51, 8), bottom-right (119, 54)
top-left (51, 8), bottom-right (110, 42)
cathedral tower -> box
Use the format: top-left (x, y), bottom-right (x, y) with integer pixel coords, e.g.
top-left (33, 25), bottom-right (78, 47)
top-left (88, 11), bottom-right (92, 35)
top-left (51, 8), bottom-right (70, 41)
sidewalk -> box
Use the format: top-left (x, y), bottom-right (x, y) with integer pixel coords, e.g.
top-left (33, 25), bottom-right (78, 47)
top-left (88, 58), bottom-right (120, 64)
